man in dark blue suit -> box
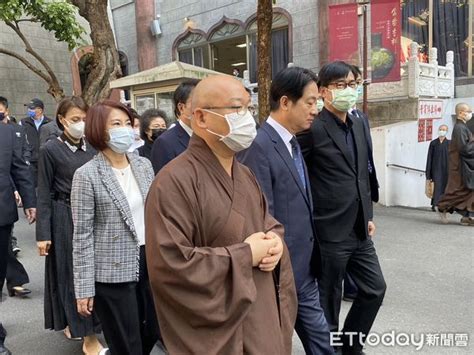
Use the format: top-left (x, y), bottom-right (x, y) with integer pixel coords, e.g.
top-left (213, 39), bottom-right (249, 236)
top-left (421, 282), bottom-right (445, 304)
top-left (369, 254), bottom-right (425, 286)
top-left (0, 123), bottom-right (37, 355)
top-left (239, 67), bottom-right (333, 354)
top-left (150, 79), bottom-right (200, 174)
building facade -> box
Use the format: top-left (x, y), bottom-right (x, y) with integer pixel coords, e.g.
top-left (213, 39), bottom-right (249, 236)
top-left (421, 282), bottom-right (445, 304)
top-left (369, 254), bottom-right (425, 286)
top-left (0, 21), bottom-right (74, 119)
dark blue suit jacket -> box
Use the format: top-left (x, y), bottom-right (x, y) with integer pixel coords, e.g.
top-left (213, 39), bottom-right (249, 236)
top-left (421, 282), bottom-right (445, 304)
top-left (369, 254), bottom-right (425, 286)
top-left (0, 123), bottom-right (36, 227)
top-left (239, 122), bottom-right (322, 288)
top-left (150, 122), bottom-right (190, 174)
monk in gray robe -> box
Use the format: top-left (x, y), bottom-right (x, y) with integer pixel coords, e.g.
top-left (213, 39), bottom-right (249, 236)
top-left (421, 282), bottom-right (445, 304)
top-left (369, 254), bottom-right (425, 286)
top-left (145, 75), bottom-right (297, 354)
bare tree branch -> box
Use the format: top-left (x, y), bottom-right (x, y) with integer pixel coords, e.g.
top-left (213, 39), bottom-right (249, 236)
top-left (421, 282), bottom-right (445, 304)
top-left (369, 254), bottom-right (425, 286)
top-left (0, 47), bottom-right (50, 83)
top-left (16, 18), bottom-right (38, 23)
top-left (5, 20), bottom-right (61, 87)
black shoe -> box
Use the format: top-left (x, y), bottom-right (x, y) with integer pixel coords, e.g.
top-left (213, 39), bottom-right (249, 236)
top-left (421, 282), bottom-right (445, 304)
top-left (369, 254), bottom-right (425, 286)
top-left (8, 286), bottom-right (31, 297)
top-left (0, 343), bottom-right (11, 355)
top-left (431, 206), bottom-right (436, 212)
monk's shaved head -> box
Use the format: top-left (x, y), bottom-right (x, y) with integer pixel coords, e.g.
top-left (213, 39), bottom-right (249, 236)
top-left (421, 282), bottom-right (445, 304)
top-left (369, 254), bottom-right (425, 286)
top-left (191, 75), bottom-right (252, 157)
top-left (455, 102), bottom-right (470, 116)
top-left (192, 75), bottom-right (248, 110)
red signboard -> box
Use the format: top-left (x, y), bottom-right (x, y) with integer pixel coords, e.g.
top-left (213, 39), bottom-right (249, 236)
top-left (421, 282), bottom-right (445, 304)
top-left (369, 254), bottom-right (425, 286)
top-left (418, 119), bottom-right (433, 142)
top-left (329, 4), bottom-right (359, 63)
top-left (371, 0), bottom-right (401, 82)
top-left (418, 100), bottom-right (443, 119)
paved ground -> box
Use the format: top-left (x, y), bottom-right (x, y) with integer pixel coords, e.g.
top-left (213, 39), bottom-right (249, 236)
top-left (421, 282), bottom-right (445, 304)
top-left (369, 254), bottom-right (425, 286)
top-left (1, 205), bottom-right (472, 354)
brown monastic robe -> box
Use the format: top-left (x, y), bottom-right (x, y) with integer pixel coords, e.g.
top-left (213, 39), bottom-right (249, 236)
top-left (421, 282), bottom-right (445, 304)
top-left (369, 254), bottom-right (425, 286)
top-left (438, 120), bottom-right (474, 212)
top-left (145, 135), bottom-right (297, 354)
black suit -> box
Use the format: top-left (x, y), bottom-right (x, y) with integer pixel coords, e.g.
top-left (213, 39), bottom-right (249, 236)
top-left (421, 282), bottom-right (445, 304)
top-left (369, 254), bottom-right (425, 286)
top-left (150, 122), bottom-right (190, 174)
top-left (239, 121), bottom-right (332, 354)
top-left (4, 121), bottom-right (31, 293)
top-left (352, 109), bottom-right (379, 203)
top-left (0, 123), bottom-right (36, 295)
top-left (298, 108), bottom-right (386, 354)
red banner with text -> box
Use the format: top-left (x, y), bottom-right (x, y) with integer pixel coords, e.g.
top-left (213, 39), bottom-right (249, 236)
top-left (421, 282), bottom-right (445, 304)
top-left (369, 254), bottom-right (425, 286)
top-left (328, 4), bottom-right (359, 64)
top-left (371, 0), bottom-right (401, 82)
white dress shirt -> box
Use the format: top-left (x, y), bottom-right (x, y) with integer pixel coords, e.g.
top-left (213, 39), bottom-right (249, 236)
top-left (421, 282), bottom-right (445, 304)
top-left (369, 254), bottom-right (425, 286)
top-left (266, 116), bottom-right (294, 157)
top-left (112, 165), bottom-right (146, 246)
top-left (179, 120), bottom-right (193, 137)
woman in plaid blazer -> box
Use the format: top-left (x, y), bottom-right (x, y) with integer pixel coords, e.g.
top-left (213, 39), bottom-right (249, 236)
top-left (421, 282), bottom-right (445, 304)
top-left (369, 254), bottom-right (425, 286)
top-left (71, 100), bottom-right (159, 355)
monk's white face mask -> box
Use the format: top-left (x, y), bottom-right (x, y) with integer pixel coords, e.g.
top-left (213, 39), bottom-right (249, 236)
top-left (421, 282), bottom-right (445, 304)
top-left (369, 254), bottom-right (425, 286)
top-left (203, 109), bottom-right (257, 152)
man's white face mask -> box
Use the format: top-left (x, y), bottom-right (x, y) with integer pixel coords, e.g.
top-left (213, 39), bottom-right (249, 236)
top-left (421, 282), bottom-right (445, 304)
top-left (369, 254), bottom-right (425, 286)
top-left (203, 109), bottom-right (257, 152)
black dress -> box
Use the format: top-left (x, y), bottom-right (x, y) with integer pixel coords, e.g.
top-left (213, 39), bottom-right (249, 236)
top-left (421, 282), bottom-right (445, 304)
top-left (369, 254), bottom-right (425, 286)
top-left (36, 135), bottom-right (99, 337)
top-left (426, 137), bottom-right (450, 206)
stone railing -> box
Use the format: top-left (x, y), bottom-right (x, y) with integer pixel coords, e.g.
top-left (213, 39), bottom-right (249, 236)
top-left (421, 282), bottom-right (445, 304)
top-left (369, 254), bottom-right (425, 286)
top-left (368, 42), bottom-right (455, 101)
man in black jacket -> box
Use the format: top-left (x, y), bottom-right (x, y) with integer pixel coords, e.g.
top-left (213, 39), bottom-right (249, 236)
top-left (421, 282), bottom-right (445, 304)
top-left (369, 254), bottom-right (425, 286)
top-left (0, 97), bottom-right (31, 294)
top-left (298, 61), bottom-right (386, 355)
top-left (20, 98), bottom-right (51, 187)
top-left (0, 122), bottom-right (36, 355)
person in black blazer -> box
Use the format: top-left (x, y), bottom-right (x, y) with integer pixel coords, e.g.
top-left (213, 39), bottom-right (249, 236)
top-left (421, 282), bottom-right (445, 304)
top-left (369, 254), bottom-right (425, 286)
top-left (239, 67), bottom-right (333, 355)
top-left (298, 61), bottom-right (386, 355)
top-left (343, 65), bottom-right (380, 301)
top-left (0, 97), bottom-right (32, 297)
top-left (150, 79), bottom-right (200, 174)
top-left (0, 122), bottom-right (37, 355)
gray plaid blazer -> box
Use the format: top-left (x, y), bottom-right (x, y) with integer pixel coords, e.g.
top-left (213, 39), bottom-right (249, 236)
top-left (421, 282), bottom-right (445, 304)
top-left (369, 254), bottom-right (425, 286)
top-left (71, 151), bottom-right (154, 299)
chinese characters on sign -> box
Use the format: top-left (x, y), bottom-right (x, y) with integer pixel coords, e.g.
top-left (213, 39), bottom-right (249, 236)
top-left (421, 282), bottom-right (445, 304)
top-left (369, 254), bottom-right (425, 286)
top-left (418, 100), bottom-right (443, 142)
top-left (371, 0), bottom-right (401, 83)
top-left (328, 4), bottom-right (359, 63)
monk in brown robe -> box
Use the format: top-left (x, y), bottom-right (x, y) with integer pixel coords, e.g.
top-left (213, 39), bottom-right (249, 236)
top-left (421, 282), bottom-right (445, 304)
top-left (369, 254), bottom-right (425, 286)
top-left (438, 102), bottom-right (474, 225)
top-left (145, 75), bottom-right (297, 354)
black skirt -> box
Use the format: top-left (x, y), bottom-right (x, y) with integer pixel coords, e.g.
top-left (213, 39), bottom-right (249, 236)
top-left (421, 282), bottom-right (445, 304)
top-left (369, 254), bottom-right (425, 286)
top-left (43, 200), bottom-right (100, 337)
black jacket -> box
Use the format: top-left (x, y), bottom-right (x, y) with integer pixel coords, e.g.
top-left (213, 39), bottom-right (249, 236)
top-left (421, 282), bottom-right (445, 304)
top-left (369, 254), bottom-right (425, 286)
top-left (8, 121), bottom-right (32, 163)
top-left (297, 108), bottom-right (373, 243)
top-left (150, 122), bottom-right (190, 174)
top-left (20, 116), bottom-right (52, 163)
top-left (352, 109), bottom-right (379, 202)
top-left (0, 124), bottom-right (36, 226)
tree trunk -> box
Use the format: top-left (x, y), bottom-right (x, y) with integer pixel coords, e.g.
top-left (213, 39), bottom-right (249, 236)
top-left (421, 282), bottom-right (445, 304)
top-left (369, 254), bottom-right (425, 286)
top-left (257, 0), bottom-right (273, 124)
top-left (71, 0), bottom-right (122, 106)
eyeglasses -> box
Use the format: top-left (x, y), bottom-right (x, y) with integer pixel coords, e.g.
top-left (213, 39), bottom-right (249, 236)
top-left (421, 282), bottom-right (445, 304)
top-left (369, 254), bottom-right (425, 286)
top-left (328, 81), bottom-right (358, 89)
top-left (203, 106), bottom-right (248, 117)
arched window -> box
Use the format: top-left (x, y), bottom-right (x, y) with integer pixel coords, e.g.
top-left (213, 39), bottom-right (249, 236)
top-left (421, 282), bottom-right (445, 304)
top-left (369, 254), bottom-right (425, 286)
top-left (177, 30), bottom-right (209, 68)
top-left (247, 13), bottom-right (290, 83)
top-left (173, 10), bottom-right (291, 83)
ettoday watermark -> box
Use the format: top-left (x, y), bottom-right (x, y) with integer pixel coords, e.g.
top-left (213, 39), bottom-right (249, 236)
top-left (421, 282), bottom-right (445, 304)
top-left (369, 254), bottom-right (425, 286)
top-left (330, 331), bottom-right (469, 351)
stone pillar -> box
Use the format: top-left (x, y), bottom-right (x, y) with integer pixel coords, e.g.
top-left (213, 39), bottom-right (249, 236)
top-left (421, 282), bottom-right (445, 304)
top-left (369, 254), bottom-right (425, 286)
top-left (135, 0), bottom-right (157, 71)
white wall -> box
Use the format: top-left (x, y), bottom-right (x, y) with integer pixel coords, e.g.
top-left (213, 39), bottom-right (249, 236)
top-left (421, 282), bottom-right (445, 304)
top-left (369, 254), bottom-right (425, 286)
top-left (372, 97), bottom-right (474, 207)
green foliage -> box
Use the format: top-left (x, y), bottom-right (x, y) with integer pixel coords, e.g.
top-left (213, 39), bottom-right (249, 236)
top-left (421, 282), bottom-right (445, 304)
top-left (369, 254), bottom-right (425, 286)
top-left (0, 0), bottom-right (85, 50)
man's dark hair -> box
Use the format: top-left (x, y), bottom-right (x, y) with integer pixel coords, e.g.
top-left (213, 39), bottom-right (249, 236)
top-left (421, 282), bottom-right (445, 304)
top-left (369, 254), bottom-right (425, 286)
top-left (0, 96), bottom-right (8, 108)
top-left (351, 65), bottom-right (362, 79)
top-left (140, 108), bottom-right (168, 140)
top-left (318, 61), bottom-right (353, 88)
top-left (173, 79), bottom-right (200, 118)
top-left (270, 67), bottom-right (318, 111)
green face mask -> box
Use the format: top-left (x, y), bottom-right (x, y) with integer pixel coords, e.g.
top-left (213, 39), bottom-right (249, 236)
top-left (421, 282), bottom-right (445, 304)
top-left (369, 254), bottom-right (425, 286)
top-left (330, 87), bottom-right (358, 112)
top-left (316, 99), bottom-right (324, 112)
